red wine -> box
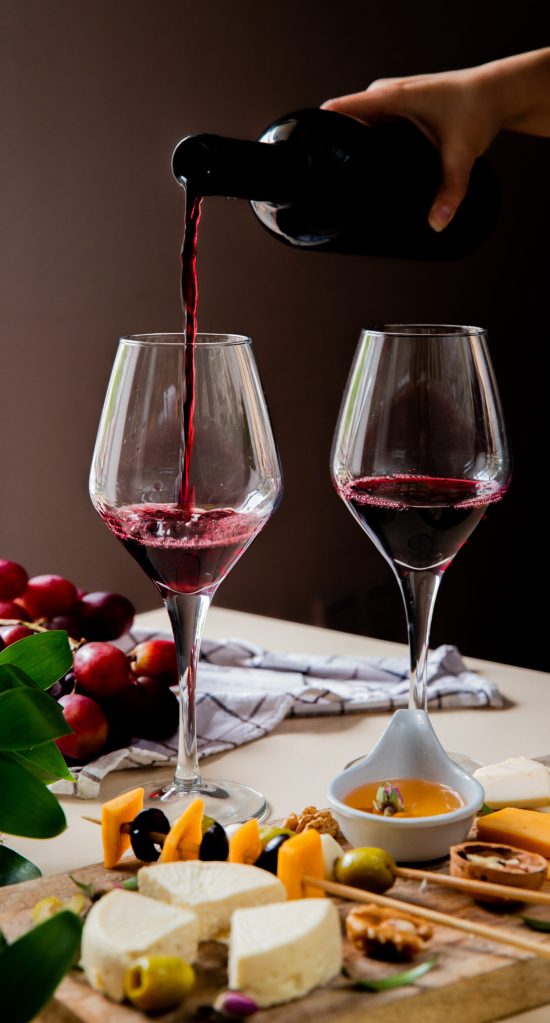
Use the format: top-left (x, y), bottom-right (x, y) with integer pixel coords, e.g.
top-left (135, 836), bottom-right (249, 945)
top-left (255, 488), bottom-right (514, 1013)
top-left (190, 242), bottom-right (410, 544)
top-left (98, 503), bottom-right (267, 596)
top-left (180, 191), bottom-right (203, 511)
top-left (335, 475), bottom-right (507, 572)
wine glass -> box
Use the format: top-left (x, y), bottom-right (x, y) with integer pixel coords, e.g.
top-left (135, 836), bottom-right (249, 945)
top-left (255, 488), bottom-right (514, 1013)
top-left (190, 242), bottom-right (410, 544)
top-left (90, 333), bottom-right (282, 824)
top-left (331, 325), bottom-right (511, 713)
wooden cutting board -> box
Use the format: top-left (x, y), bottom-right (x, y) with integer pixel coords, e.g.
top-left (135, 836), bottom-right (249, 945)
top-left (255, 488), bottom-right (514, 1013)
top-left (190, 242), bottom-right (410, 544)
top-left (2, 859), bottom-right (550, 1023)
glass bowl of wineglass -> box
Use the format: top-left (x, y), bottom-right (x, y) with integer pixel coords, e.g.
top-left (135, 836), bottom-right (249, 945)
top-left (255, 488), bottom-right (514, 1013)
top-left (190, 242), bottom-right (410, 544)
top-left (331, 324), bottom-right (511, 715)
top-left (90, 332), bottom-right (282, 824)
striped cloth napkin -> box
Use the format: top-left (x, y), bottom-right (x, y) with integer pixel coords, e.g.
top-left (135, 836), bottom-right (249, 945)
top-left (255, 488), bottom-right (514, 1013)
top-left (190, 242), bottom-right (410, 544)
top-left (52, 628), bottom-right (503, 798)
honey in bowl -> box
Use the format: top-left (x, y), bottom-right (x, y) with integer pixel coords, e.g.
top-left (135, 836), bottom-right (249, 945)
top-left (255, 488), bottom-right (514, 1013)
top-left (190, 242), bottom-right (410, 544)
top-left (345, 778), bottom-right (465, 818)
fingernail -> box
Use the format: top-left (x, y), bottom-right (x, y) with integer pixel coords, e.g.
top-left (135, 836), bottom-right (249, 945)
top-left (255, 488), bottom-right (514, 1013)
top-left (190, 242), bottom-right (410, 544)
top-left (429, 204), bottom-right (455, 232)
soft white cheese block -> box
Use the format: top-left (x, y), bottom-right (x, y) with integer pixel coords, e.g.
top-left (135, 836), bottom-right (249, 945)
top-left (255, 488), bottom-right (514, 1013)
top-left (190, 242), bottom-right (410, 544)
top-left (138, 861), bottom-right (286, 941)
top-left (81, 889), bottom-right (198, 1003)
top-left (229, 898), bottom-right (342, 1007)
top-left (473, 757), bottom-right (550, 809)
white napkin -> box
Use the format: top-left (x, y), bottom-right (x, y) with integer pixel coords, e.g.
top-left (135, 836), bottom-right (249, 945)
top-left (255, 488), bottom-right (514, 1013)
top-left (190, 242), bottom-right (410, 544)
top-left (52, 629), bottom-right (504, 798)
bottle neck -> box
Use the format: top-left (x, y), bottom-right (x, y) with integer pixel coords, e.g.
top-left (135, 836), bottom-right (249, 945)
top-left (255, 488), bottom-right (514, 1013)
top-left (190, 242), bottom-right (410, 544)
top-left (172, 133), bottom-right (309, 202)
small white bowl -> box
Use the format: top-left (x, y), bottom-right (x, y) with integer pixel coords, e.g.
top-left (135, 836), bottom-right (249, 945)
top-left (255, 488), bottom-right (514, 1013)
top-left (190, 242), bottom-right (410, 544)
top-left (328, 709), bottom-right (484, 863)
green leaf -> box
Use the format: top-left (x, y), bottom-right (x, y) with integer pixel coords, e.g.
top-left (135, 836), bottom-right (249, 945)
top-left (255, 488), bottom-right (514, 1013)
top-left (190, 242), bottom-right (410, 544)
top-left (0, 931), bottom-right (7, 953)
top-left (478, 804), bottom-right (495, 816)
top-left (0, 664), bottom-right (40, 693)
top-left (0, 756), bottom-right (66, 837)
top-left (345, 955), bottom-right (438, 991)
top-left (69, 874), bottom-right (98, 900)
top-left (0, 846), bottom-right (42, 887)
top-left (521, 915), bottom-right (550, 932)
top-left (0, 631), bottom-right (72, 689)
top-left (6, 742), bottom-right (74, 784)
top-left (0, 910), bottom-right (82, 1023)
top-left (0, 688), bottom-right (71, 749)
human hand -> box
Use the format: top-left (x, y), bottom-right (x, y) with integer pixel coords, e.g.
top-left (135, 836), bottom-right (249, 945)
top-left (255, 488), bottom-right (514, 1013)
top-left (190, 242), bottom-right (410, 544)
top-left (322, 67), bottom-right (502, 232)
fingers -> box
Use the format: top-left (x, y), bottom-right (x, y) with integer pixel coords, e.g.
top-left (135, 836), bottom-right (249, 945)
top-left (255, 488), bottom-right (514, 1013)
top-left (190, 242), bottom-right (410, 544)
top-left (321, 82), bottom-right (403, 123)
top-left (428, 145), bottom-right (475, 231)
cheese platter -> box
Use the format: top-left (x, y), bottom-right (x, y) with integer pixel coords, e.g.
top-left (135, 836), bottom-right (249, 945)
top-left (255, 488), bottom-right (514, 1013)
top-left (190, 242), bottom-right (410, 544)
top-left (4, 784), bottom-right (550, 1023)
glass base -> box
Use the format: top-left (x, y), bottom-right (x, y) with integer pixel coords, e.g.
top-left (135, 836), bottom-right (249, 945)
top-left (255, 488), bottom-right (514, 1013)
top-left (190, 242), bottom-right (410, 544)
top-left (139, 776), bottom-right (269, 827)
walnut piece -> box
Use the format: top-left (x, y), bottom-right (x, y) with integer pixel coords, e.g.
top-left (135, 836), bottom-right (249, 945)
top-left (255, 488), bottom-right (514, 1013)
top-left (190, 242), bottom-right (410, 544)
top-left (346, 905), bottom-right (433, 961)
top-left (282, 806), bottom-right (340, 838)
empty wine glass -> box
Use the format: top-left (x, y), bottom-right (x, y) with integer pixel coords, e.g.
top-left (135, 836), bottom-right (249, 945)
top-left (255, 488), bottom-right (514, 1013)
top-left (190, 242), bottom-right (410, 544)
top-left (90, 333), bottom-right (282, 824)
top-left (331, 325), bottom-right (511, 712)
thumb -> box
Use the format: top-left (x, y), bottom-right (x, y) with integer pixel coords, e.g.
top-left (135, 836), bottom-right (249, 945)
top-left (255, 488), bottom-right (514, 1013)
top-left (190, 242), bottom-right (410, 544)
top-left (428, 146), bottom-right (474, 232)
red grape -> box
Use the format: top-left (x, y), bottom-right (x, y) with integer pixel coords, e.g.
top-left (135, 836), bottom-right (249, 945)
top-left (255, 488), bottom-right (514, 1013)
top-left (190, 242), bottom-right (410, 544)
top-left (0, 600), bottom-right (26, 620)
top-left (0, 559), bottom-right (28, 600)
top-left (80, 591), bottom-right (135, 641)
top-left (114, 676), bottom-right (179, 741)
top-left (73, 641), bottom-right (132, 699)
top-left (0, 624), bottom-right (34, 646)
top-left (55, 694), bottom-right (108, 761)
top-left (23, 575), bottom-right (78, 619)
top-left (130, 639), bottom-right (178, 687)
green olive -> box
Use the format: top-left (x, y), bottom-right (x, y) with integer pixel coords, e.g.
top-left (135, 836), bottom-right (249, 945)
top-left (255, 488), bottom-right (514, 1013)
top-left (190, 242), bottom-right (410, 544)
top-left (259, 825), bottom-right (294, 849)
top-left (124, 955), bottom-right (195, 1013)
top-left (334, 847), bottom-right (397, 893)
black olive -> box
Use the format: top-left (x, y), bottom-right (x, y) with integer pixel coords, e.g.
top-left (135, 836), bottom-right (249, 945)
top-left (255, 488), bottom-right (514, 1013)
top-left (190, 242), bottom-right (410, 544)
top-left (254, 834), bottom-right (291, 874)
top-left (130, 808), bottom-right (170, 862)
top-left (199, 819), bottom-right (229, 861)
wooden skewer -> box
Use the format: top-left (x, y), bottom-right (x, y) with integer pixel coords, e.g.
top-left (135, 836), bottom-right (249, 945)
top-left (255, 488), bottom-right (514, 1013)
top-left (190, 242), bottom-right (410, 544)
top-left (394, 865), bottom-right (550, 907)
top-left (303, 875), bottom-right (550, 960)
top-left (83, 814), bottom-right (550, 906)
top-left (82, 816), bottom-right (167, 845)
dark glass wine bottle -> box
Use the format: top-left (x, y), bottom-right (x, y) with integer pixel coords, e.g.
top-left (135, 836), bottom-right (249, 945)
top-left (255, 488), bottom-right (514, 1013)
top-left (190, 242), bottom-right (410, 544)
top-left (172, 108), bottom-right (499, 261)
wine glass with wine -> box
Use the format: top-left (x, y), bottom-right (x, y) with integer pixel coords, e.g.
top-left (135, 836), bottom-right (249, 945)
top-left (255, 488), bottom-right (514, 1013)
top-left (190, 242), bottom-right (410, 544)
top-left (331, 325), bottom-right (510, 712)
top-left (90, 333), bottom-right (282, 824)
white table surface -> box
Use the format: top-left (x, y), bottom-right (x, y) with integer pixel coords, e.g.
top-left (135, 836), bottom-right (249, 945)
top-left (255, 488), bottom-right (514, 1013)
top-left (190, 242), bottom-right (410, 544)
top-left (7, 606), bottom-right (550, 1022)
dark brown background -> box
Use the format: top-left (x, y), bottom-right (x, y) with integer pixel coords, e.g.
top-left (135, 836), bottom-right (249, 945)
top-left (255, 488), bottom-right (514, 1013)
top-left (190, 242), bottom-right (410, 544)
top-left (1, 1), bottom-right (548, 670)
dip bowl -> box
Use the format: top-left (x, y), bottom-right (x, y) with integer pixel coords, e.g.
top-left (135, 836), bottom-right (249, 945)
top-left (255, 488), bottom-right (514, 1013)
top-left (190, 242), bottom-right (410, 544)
top-left (328, 709), bottom-right (484, 863)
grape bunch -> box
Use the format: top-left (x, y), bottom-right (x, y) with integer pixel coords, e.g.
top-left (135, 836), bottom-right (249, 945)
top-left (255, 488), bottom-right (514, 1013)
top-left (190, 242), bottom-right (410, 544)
top-left (0, 558), bottom-right (179, 764)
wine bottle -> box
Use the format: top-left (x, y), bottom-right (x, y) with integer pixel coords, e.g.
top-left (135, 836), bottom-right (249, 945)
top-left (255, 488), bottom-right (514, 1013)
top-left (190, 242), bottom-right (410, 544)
top-left (172, 108), bottom-right (499, 261)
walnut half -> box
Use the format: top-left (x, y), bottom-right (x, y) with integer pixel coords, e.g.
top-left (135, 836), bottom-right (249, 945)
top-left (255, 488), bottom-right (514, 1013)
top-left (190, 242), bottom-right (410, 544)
top-left (282, 806), bottom-right (340, 838)
top-left (346, 905), bottom-right (433, 961)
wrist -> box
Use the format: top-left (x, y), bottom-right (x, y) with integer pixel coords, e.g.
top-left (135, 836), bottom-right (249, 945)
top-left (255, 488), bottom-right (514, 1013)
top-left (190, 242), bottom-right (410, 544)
top-left (478, 48), bottom-right (550, 136)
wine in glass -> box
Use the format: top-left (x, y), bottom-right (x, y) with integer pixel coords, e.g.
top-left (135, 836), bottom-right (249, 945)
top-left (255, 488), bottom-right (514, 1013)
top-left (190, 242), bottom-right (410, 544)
top-left (331, 325), bottom-right (510, 713)
top-left (90, 333), bottom-right (282, 824)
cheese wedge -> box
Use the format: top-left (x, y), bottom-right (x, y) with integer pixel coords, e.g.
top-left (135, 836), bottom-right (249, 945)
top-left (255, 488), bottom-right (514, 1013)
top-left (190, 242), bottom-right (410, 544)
top-left (473, 757), bottom-right (550, 809)
top-left (229, 899), bottom-right (342, 1007)
top-left (81, 889), bottom-right (198, 1003)
top-left (138, 861), bottom-right (286, 941)
top-left (477, 807), bottom-right (550, 858)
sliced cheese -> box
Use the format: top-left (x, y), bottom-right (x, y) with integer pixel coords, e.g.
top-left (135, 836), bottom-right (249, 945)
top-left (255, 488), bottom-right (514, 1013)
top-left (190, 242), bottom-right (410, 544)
top-left (477, 807), bottom-right (550, 858)
top-left (228, 899), bottom-right (342, 1007)
top-left (81, 889), bottom-right (198, 1003)
top-left (138, 861), bottom-right (286, 941)
top-left (473, 757), bottom-right (550, 809)
top-left (320, 833), bottom-right (344, 880)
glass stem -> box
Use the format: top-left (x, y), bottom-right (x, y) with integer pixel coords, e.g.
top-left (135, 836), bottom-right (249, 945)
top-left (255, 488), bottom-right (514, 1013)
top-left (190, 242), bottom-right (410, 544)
top-left (164, 591), bottom-right (211, 791)
top-left (398, 570), bottom-right (442, 712)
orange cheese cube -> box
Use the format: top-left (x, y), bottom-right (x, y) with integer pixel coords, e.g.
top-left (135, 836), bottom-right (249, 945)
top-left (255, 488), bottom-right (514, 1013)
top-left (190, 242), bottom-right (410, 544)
top-left (229, 818), bottom-right (261, 865)
top-left (477, 807), bottom-right (550, 858)
top-left (101, 787), bottom-right (144, 869)
top-left (160, 797), bottom-right (204, 862)
top-left (277, 829), bottom-right (325, 900)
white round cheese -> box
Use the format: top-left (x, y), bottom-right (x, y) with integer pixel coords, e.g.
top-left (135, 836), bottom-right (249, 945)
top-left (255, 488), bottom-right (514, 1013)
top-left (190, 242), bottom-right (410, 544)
top-left (81, 889), bottom-right (198, 1002)
top-left (229, 898), bottom-right (343, 1007)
